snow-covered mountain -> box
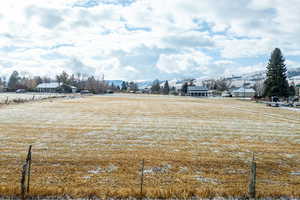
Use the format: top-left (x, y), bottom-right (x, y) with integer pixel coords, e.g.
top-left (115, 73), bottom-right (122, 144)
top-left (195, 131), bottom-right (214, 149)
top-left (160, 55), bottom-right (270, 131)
top-left (105, 80), bottom-right (123, 87)
top-left (105, 68), bottom-right (300, 90)
top-left (225, 67), bottom-right (300, 82)
top-left (136, 80), bottom-right (154, 89)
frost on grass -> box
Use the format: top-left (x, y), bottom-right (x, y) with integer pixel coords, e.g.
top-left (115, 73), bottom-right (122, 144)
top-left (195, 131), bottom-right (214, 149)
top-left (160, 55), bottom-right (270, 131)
top-left (88, 165), bottom-right (118, 174)
top-left (143, 164), bottom-right (172, 174)
top-left (194, 175), bottom-right (220, 184)
top-left (0, 94), bottom-right (299, 198)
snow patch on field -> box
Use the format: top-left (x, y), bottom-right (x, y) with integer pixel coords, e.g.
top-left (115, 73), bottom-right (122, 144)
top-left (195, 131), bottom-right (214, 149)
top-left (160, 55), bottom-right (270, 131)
top-left (194, 176), bottom-right (219, 184)
top-left (143, 164), bottom-right (172, 174)
top-left (280, 107), bottom-right (300, 112)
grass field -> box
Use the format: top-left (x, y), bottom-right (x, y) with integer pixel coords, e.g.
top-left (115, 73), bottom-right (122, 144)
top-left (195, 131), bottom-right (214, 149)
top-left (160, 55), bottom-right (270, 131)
top-left (0, 94), bottom-right (299, 198)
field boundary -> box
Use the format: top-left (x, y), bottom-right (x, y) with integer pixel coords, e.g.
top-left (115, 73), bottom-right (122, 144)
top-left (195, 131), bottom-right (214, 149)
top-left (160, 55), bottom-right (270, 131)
top-left (3, 146), bottom-right (298, 200)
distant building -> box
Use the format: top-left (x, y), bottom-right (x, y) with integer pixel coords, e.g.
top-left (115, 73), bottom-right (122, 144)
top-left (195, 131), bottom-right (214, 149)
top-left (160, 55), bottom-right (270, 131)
top-left (36, 82), bottom-right (77, 93)
top-left (36, 82), bottom-right (61, 93)
top-left (232, 87), bottom-right (255, 98)
top-left (187, 86), bottom-right (210, 97)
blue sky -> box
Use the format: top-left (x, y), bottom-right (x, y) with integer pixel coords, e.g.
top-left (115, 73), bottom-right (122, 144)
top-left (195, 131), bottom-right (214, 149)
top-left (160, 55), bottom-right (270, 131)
top-left (1, 0), bottom-right (300, 80)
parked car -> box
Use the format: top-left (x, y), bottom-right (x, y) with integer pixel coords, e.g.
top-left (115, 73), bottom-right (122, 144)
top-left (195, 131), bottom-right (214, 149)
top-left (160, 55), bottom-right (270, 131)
top-left (16, 89), bottom-right (26, 93)
top-left (106, 90), bottom-right (114, 94)
top-left (271, 96), bottom-right (279, 102)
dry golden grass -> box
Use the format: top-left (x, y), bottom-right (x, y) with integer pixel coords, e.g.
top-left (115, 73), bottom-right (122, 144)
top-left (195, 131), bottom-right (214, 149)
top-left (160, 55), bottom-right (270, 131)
top-left (0, 94), bottom-right (299, 198)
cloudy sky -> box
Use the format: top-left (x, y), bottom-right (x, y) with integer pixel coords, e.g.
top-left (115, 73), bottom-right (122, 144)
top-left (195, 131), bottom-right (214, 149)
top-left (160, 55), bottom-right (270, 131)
top-left (0, 0), bottom-right (300, 80)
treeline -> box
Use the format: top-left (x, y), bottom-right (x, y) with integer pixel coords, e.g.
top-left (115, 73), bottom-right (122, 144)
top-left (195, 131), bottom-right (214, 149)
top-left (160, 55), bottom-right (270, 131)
top-left (150, 80), bottom-right (177, 95)
top-left (0, 71), bottom-right (120, 94)
top-left (0, 71), bottom-right (43, 92)
top-left (0, 70), bottom-right (144, 94)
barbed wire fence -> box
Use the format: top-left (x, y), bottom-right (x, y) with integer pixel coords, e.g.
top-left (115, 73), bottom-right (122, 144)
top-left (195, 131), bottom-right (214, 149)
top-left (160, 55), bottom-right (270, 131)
top-left (14, 145), bottom-right (300, 199)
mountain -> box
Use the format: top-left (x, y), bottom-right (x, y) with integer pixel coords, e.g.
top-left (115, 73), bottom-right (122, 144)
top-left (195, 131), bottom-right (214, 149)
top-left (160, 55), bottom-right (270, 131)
top-left (288, 67), bottom-right (300, 78)
top-left (136, 80), bottom-right (154, 89)
top-left (227, 67), bottom-right (300, 82)
top-left (105, 68), bottom-right (300, 90)
top-left (105, 80), bottom-right (123, 87)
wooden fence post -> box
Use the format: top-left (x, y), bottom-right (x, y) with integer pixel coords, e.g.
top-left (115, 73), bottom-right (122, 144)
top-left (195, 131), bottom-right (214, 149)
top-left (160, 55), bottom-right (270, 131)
top-left (20, 145), bottom-right (32, 200)
top-left (20, 163), bottom-right (27, 200)
top-left (140, 159), bottom-right (145, 198)
top-left (248, 152), bottom-right (256, 199)
top-left (26, 145), bottom-right (32, 193)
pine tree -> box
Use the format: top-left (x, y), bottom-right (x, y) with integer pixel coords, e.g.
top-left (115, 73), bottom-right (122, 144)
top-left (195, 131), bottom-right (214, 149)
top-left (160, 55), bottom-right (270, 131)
top-left (121, 81), bottom-right (127, 91)
top-left (263, 48), bottom-right (289, 98)
top-left (8, 71), bottom-right (20, 90)
top-left (181, 82), bottom-right (188, 95)
top-left (289, 85), bottom-right (296, 97)
top-left (151, 79), bottom-right (160, 94)
top-left (163, 80), bottom-right (169, 95)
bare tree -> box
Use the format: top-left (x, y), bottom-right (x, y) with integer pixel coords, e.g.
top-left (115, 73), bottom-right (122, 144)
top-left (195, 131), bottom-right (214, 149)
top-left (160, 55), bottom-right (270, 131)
top-left (202, 79), bottom-right (217, 90)
top-left (253, 80), bottom-right (265, 97)
top-left (215, 78), bottom-right (232, 91)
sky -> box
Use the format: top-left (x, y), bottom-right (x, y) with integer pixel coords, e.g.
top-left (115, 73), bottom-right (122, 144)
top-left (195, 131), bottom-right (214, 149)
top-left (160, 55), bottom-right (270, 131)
top-left (1, 0), bottom-right (300, 81)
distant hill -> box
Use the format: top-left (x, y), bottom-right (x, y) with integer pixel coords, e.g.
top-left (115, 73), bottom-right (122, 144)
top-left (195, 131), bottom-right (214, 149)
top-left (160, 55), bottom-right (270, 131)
top-left (136, 81), bottom-right (154, 89)
top-left (288, 67), bottom-right (300, 78)
top-left (105, 80), bottom-right (123, 87)
top-left (105, 68), bottom-right (300, 90)
top-left (226, 67), bottom-right (300, 82)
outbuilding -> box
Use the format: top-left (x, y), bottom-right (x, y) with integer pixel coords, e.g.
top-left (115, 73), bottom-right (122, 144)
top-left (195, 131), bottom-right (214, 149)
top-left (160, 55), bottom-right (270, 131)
top-left (36, 82), bottom-right (77, 93)
top-left (232, 87), bottom-right (255, 98)
top-left (187, 86), bottom-right (210, 97)
top-left (36, 82), bottom-right (60, 93)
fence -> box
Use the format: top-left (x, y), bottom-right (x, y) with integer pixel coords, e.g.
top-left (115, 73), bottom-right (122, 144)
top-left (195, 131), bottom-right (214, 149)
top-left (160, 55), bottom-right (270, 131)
top-left (13, 145), bottom-right (300, 199)
top-left (0, 93), bottom-right (71, 105)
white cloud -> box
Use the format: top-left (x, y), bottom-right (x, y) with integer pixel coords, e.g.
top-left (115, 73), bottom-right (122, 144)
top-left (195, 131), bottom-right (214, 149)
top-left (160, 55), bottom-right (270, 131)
top-left (156, 50), bottom-right (212, 74)
top-left (0, 0), bottom-right (300, 80)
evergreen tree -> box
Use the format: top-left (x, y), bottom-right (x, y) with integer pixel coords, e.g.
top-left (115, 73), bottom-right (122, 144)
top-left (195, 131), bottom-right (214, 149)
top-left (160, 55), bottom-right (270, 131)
top-left (34, 76), bottom-right (43, 85)
top-left (8, 71), bottom-right (20, 90)
top-left (289, 85), bottom-right (296, 97)
top-left (163, 80), bottom-right (170, 95)
top-left (151, 79), bottom-right (160, 94)
top-left (128, 81), bottom-right (138, 92)
top-left (121, 81), bottom-right (127, 91)
top-left (181, 82), bottom-right (188, 95)
top-left (263, 48), bottom-right (289, 98)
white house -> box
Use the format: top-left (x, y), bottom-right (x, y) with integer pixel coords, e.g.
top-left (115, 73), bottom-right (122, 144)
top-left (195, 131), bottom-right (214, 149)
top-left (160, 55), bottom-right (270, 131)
top-left (36, 82), bottom-right (61, 93)
top-left (36, 82), bottom-right (77, 93)
top-left (187, 86), bottom-right (210, 97)
top-left (232, 87), bottom-right (255, 98)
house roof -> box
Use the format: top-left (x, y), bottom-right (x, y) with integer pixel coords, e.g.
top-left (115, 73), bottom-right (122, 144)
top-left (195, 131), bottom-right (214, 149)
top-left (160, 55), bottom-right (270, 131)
top-left (187, 86), bottom-right (208, 91)
top-left (232, 87), bottom-right (255, 93)
top-left (36, 82), bottom-right (61, 89)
